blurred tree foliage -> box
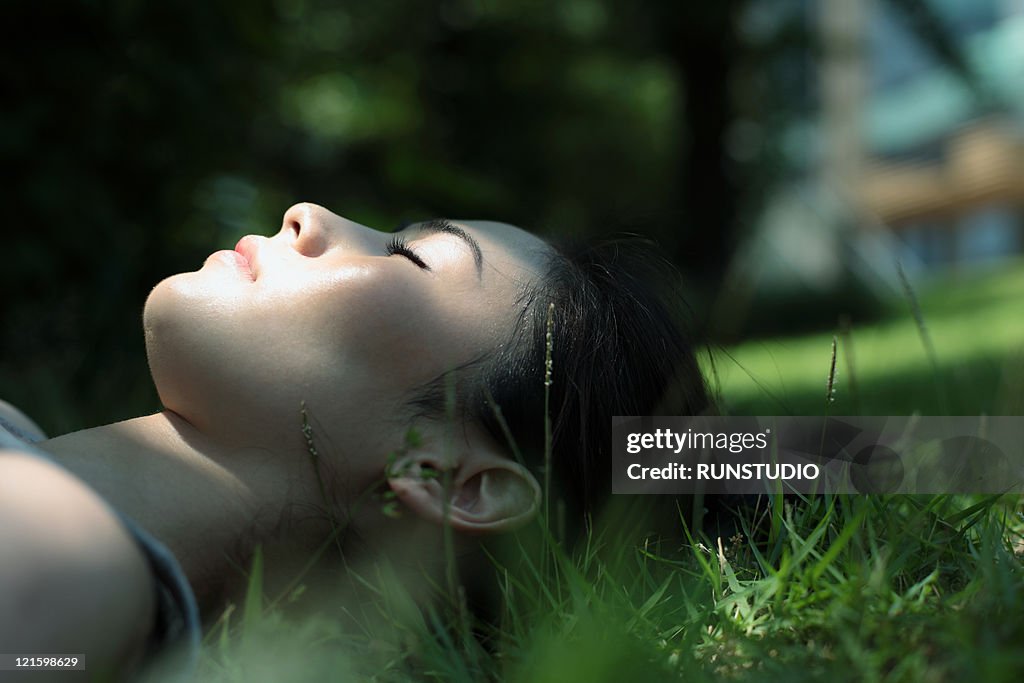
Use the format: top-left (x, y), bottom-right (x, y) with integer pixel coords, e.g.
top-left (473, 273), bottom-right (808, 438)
top-left (0, 0), bottom-right (969, 433)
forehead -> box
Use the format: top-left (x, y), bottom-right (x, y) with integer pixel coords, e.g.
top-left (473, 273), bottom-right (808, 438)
top-left (455, 220), bottom-right (552, 284)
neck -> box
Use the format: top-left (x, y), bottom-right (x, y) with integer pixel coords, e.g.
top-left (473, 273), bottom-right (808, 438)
top-left (38, 411), bottom-right (308, 612)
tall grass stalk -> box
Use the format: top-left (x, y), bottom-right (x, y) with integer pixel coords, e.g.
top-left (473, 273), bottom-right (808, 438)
top-left (441, 370), bottom-right (464, 636)
top-left (817, 337), bottom-right (838, 488)
top-left (541, 302), bottom-right (555, 581)
top-left (543, 302), bottom-right (555, 527)
top-left (838, 314), bottom-right (860, 414)
top-left (300, 400), bottom-right (344, 559)
top-left (825, 335), bottom-right (837, 407)
top-left (896, 260), bottom-right (949, 413)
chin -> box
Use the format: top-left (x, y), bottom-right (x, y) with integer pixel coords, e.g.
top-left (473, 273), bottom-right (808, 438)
top-left (142, 274), bottom-right (193, 351)
top-left (142, 274), bottom-right (220, 414)
top-left (142, 280), bottom-right (188, 415)
top-left (142, 276), bottom-right (175, 348)
top-left (143, 269), bottom-right (238, 335)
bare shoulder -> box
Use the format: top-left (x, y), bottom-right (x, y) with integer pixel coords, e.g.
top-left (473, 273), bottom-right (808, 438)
top-left (0, 398), bottom-right (47, 441)
top-left (0, 449), bottom-right (157, 678)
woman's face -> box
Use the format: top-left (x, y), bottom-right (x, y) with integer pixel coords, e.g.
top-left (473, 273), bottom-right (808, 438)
top-left (143, 203), bottom-right (550, 493)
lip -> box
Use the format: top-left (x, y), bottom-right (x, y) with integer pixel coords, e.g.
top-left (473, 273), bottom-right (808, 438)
top-left (233, 235), bottom-right (260, 280)
top-left (207, 249), bottom-right (256, 281)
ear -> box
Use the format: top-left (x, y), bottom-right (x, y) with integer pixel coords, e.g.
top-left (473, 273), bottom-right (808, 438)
top-left (385, 425), bottom-right (541, 534)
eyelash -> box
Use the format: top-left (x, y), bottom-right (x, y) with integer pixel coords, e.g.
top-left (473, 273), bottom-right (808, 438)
top-left (385, 235), bottom-right (430, 270)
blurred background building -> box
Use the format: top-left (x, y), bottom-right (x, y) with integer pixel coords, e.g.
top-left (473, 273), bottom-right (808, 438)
top-left (726, 0), bottom-right (1024, 336)
top-left (860, 1), bottom-right (1024, 267)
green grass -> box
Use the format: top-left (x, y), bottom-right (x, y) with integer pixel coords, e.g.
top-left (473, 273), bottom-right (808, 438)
top-left (161, 259), bottom-right (1024, 683)
top-left (708, 258), bottom-right (1024, 416)
top-left (178, 495), bottom-right (1024, 683)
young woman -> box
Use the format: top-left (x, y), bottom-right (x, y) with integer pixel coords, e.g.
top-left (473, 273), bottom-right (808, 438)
top-left (0, 203), bottom-right (710, 679)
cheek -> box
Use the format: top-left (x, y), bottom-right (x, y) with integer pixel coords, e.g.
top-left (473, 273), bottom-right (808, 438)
top-left (302, 271), bottom-right (489, 392)
top-left (310, 276), bottom-right (450, 383)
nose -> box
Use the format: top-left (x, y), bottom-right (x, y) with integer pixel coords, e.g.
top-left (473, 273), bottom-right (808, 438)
top-left (281, 202), bottom-right (381, 257)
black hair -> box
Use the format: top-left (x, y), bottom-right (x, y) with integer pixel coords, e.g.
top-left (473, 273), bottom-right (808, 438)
top-left (405, 233), bottom-right (713, 539)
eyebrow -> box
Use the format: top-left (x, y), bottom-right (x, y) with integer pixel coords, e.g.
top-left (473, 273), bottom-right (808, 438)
top-left (404, 218), bottom-right (484, 277)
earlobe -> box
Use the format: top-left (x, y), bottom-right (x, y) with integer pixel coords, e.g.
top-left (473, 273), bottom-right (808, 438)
top-left (386, 449), bottom-right (540, 534)
top-left (385, 454), bottom-right (448, 520)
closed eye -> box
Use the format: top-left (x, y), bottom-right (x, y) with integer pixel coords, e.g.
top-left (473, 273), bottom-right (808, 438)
top-left (385, 235), bottom-right (431, 271)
